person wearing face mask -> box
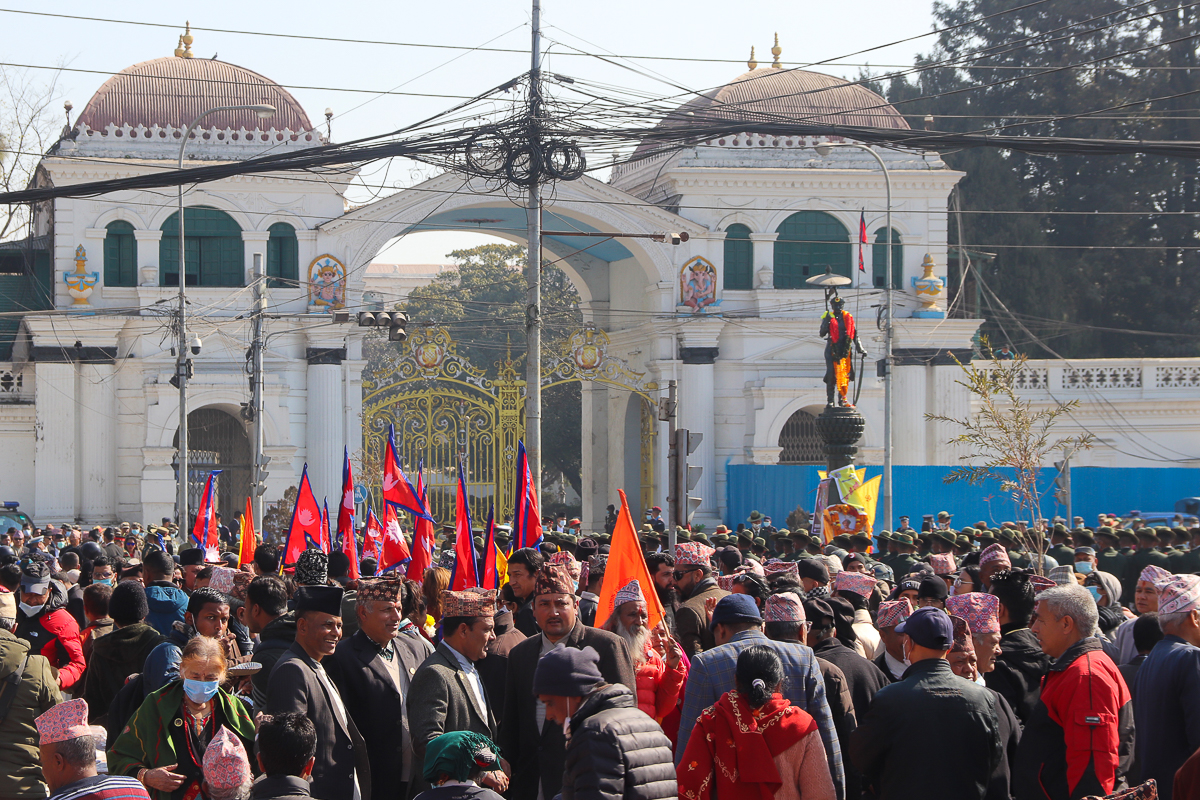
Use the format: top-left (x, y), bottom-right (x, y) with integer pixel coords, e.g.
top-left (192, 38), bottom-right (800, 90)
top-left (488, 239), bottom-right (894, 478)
top-left (109, 635), bottom-right (256, 799)
top-left (13, 558), bottom-right (86, 692)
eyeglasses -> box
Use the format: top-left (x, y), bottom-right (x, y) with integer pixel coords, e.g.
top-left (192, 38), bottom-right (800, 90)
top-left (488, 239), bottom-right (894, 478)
top-left (672, 569), bottom-right (697, 580)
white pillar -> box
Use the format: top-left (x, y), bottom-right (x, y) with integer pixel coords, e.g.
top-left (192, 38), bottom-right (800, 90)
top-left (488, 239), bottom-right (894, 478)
top-left (749, 233), bottom-right (778, 289)
top-left (77, 361), bottom-right (117, 522)
top-left (677, 320), bottom-right (724, 522)
top-left (892, 363), bottom-right (928, 466)
top-left (242, 231), bottom-right (270, 286)
top-left (34, 362), bottom-right (77, 522)
top-left (581, 381), bottom-right (609, 532)
top-left (306, 362), bottom-right (343, 508)
top-left (134, 229), bottom-right (162, 286)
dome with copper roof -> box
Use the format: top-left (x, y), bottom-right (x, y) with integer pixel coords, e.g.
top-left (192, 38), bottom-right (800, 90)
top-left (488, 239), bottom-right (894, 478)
top-left (76, 55), bottom-right (313, 135)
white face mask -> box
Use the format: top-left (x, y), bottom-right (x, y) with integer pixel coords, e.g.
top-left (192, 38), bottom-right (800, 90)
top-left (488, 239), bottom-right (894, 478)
top-left (19, 602), bottom-right (44, 617)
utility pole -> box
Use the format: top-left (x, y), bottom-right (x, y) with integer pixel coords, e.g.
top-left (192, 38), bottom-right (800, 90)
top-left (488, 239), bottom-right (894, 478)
top-left (250, 253), bottom-right (266, 534)
top-left (524, 0), bottom-right (543, 501)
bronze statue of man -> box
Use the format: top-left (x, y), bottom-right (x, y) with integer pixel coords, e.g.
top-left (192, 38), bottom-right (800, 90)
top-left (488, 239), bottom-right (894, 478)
top-left (820, 295), bottom-right (867, 407)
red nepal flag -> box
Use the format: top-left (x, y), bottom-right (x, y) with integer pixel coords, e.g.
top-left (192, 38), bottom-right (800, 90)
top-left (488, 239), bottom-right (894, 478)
top-left (480, 503), bottom-right (499, 589)
top-left (190, 470), bottom-right (222, 561)
top-left (283, 465), bottom-right (323, 568)
top-left (363, 506), bottom-right (384, 565)
top-left (380, 503), bottom-right (412, 574)
top-left (407, 460), bottom-right (434, 582)
top-left (859, 210), bottom-right (867, 273)
top-left (320, 499), bottom-right (331, 554)
top-left (449, 460), bottom-right (479, 590)
top-left (337, 447), bottom-right (356, 557)
top-left (383, 425), bottom-right (433, 522)
top-left (512, 440), bottom-right (543, 551)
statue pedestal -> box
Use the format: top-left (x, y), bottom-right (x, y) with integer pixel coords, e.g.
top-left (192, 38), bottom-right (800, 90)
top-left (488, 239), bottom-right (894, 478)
top-left (815, 405), bottom-right (865, 504)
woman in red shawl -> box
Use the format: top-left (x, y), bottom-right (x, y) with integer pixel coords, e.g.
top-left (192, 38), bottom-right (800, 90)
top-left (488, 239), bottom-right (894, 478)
top-left (678, 645), bottom-right (835, 800)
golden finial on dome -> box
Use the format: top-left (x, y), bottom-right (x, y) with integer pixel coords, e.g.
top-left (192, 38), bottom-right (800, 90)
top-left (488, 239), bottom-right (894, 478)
top-left (174, 35), bottom-right (184, 58)
top-left (771, 33), bottom-right (782, 68)
top-left (182, 22), bottom-right (194, 58)
top-left (748, 46), bottom-right (758, 70)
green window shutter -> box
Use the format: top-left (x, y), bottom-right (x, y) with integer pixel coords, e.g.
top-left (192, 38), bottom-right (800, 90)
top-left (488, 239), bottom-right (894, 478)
top-left (773, 211), bottom-right (851, 289)
top-left (103, 221), bottom-right (137, 287)
top-left (872, 228), bottom-right (902, 289)
top-left (159, 207), bottom-right (244, 287)
top-left (723, 224), bottom-right (753, 290)
top-left (266, 223), bottom-right (299, 287)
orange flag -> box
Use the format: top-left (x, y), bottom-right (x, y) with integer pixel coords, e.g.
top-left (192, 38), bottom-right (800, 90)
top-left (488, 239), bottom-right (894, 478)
top-left (238, 496), bottom-right (256, 569)
top-left (596, 489), bottom-right (665, 631)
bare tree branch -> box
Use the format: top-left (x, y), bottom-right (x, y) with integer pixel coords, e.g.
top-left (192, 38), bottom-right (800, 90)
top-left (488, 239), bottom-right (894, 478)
top-left (0, 65), bottom-right (64, 242)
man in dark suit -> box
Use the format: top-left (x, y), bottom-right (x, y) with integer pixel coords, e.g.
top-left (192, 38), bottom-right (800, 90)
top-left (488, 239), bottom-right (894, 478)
top-left (329, 578), bottom-right (428, 800)
top-left (499, 563), bottom-right (636, 800)
top-left (266, 585), bottom-right (371, 800)
top-left (407, 588), bottom-right (508, 799)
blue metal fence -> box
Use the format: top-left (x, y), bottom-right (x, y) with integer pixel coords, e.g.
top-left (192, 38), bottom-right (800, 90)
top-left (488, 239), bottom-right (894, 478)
top-left (724, 464), bottom-right (1199, 530)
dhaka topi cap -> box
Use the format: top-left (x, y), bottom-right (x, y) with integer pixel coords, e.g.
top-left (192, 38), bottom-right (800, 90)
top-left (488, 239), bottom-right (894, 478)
top-left (109, 579), bottom-right (149, 626)
top-left (422, 731), bottom-right (502, 784)
top-left (896, 606), bottom-right (954, 650)
top-left (918, 575), bottom-right (948, 601)
top-left (949, 614), bottom-right (975, 655)
top-left (716, 575), bottom-right (736, 592)
top-left (764, 560), bottom-right (799, 578)
top-left (614, 579), bottom-right (645, 608)
top-left (534, 564), bottom-right (575, 596)
top-left (549, 551), bottom-right (581, 582)
top-left (875, 598), bottom-right (913, 629)
top-left (764, 592), bottom-right (805, 623)
top-left (229, 570), bottom-right (252, 603)
top-left (18, 559), bottom-right (50, 594)
top-left (295, 550), bottom-right (329, 586)
top-left (674, 542), bottom-right (715, 568)
top-left (442, 588), bottom-right (497, 619)
top-left (35, 698), bottom-right (90, 745)
top-left (202, 726), bottom-right (252, 793)
top-left (1030, 575), bottom-right (1057, 595)
top-left (1048, 565), bottom-right (1076, 586)
top-left (1140, 565), bottom-right (1172, 586)
top-left (358, 578), bottom-right (402, 604)
top-left (798, 558), bottom-right (829, 584)
top-left (533, 644), bottom-right (603, 697)
top-left (1156, 574), bottom-right (1200, 615)
top-left (710, 594), bottom-right (761, 629)
top-left (979, 543), bottom-right (1011, 569)
top-left (208, 566), bottom-right (239, 596)
top-left (931, 554), bottom-right (956, 576)
top-left (179, 548), bottom-right (205, 567)
top-left (834, 570), bottom-right (877, 598)
top-left (946, 592), bottom-right (1000, 635)
top-left (292, 585), bottom-right (344, 617)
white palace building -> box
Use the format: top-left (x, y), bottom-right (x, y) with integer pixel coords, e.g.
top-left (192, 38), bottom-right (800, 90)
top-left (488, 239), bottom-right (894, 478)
top-left (1, 39), bottom-right (1196, 530)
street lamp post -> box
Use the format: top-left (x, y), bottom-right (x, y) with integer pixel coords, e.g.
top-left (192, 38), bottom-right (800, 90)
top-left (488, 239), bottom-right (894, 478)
top-left (816, 141), bottom-right (893, 532)
top-left (175, 103), bottom-right (275, 530)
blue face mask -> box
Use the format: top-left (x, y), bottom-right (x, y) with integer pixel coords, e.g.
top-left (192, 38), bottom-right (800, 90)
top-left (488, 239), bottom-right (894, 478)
top-left (1087, 586), bottom-right (1103, 603)
top-left (1075, 561), bottom-right (1094, 574)
top-left (182, 678), bottom-right (220, 705)
top-left (93, 578), bottom-right (113, 587)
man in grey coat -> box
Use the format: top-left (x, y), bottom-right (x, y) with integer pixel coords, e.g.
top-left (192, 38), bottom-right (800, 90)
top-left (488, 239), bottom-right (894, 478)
top-left (266, 585), bottom-right (371, 800)
top-left (407, 588), bottom-right (508, 798)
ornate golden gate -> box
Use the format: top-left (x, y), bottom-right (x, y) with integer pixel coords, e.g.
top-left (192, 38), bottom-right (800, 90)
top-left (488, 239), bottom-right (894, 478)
top-left (363, 324), bottom-right (658, 526)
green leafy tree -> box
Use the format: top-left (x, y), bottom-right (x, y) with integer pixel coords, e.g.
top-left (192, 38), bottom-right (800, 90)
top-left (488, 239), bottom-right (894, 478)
top-left (365, 243), bottom-right (584, 495)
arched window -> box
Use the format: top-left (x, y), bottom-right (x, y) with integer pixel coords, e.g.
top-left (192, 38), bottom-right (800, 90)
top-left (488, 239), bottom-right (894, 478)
top-left (103, 220), bottom-right (137, 287)
top-left (159, 207), bottom-right (244, 288)
top-left (723, 223), bottom-right (753, 290)
top-left (873, 227), bottom-right (902, 289)
top-left (266, 222), bottom-right (299, 288)
top-left (774, 211), bottom-right (850, 288)
top-left (778, 408), bottom-right (823, 464)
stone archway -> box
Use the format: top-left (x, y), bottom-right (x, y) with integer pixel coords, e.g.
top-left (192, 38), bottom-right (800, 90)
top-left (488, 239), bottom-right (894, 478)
top-left (778, 405), bottom-right (825, 464)
top-left (173, 408), bottom-right (252, 523)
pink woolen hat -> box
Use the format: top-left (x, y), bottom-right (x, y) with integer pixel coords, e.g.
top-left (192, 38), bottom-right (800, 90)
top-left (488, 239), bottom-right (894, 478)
top-left (876, 598), bottom-right (913, 629)
top-left (834, 570), bottom-right (877, 598)
top-left (946, 592), bottom-right (1000, 635)
top-left (614, 579), bottom-right (644, 607)
top-left (675, 542), bottom-right (715, 568)
top-left (979, 543), bottom-right (1011, 568)
top-left (1157, 574), bottom-right (1200, 615)
top-left (34, 698), bottom-right (90, 745)
top-left (1140, 565), bottom-right (1172, 586)
top-left (202, 727), bottom-right (252, 794)
top-left (764, 560), bottom-right (799, 578)
top-left (931, 554), bottom-right (956, 576)
top-left (764, 592), bottom-right (805, 623)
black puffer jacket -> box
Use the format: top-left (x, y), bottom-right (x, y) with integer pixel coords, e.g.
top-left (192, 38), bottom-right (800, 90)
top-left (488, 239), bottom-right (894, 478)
top-left (563, 683), bottom-right (675, 800)
top-left (985, 624), bottom-right (1051, 725)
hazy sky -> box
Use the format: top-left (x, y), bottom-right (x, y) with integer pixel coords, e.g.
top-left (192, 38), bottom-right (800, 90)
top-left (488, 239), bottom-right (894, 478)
top-left (5, 0), bottom-right (941, 261)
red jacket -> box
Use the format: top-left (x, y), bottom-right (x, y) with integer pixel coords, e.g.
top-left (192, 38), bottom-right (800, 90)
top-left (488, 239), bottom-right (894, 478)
top-left (1013, 638), bottom-right (1134, 800)
top-left (14, 583), bottom-right (85, 690)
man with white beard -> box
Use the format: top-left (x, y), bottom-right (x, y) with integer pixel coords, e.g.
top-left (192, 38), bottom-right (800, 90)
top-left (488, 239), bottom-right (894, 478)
top-left (600, 580), bottom-right (687, 722)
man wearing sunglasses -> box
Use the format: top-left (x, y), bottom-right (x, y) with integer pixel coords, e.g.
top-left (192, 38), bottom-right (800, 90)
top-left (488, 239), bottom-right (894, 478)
top-left (673, 543), bottom-right (728, 657)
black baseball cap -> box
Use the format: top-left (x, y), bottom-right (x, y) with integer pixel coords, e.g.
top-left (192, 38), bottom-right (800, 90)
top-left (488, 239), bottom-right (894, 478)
top-left (896, 606), bottom-right (954, 650)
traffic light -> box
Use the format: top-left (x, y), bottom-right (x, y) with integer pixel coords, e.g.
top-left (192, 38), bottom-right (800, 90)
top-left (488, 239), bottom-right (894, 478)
top-left (169, 359), bottom-right (194, 389)
top-left (675, 428), bottom-right (704, 524)
top-left (255, 454), bottom-right (272, 497)
top-left (357, 310), bottom-right (409, 342)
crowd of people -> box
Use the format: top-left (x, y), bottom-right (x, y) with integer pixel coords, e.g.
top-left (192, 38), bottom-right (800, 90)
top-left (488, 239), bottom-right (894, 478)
top-left (0, 508), bottom-right (1198, 800)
